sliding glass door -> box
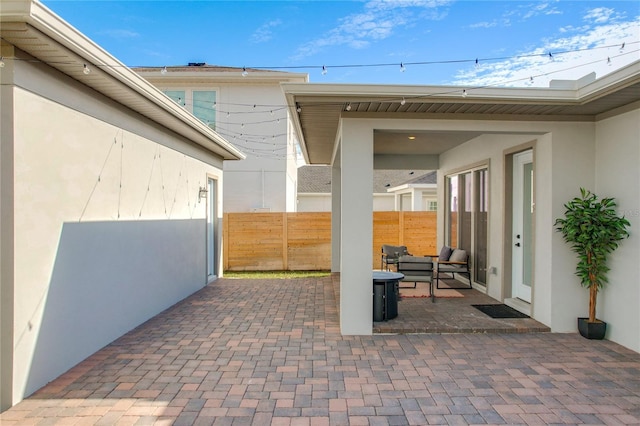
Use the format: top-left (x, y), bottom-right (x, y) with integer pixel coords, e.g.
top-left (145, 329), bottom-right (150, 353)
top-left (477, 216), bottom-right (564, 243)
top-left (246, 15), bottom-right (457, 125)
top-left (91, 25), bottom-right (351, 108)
top-left (445, 167), bottom-right (489, 286)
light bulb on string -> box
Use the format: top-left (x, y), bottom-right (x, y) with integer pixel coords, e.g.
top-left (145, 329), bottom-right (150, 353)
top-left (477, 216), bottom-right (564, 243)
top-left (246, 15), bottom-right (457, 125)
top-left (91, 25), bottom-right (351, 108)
top-left (83, 64), bottom-right (91, 74)
top-left (161, 66), bottom-right (167, 75)
top-left (0, 57), bottom-right (5, 68)
top-left (607, 57), bottom-right (612, 66)
top-left (322, 65), bottom-right (327, 75)
top-left (475, 58), bottom-right (479, 69)
top-left (400, 62), bottom-right (406, 72)
top-left (346, 103), bottom-right (352, 111)
top-left (619, 42), bottom-right (625, 53)
top-left (462, 90), bottom-right (468, 98)
top-left (242, 67), bottom-right (248, 77)
top-left (400, 97), bottom-right (406, 106)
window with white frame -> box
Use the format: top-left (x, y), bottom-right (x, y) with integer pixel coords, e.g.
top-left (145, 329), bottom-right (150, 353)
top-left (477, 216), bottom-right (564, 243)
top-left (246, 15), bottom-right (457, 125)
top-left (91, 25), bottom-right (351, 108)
top-left (163, 90), bottom-right (217, 130)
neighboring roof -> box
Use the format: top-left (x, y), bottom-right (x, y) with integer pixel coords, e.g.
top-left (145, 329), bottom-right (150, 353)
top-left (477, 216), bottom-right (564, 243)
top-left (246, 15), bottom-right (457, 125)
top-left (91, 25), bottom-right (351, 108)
top-left (0, 0), bottom-right (245, 161)
top-left (282, 61), bottom-right (640, 164)
top-left (298, 165), bottom-right (435, 194)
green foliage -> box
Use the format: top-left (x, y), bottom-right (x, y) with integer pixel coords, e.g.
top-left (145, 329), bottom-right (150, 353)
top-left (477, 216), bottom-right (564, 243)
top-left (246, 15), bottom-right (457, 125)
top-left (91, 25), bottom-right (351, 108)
top-left (555, 188), bottom-right (630, 290)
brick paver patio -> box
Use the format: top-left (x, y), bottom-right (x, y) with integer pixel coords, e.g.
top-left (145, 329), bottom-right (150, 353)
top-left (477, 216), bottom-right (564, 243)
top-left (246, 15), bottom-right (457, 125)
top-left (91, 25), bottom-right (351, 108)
top-left (2, 275), bottom-right (639, 425)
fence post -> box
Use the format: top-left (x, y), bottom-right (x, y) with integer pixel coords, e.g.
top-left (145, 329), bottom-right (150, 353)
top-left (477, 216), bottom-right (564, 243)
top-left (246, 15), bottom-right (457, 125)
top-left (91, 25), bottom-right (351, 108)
top-left (282, 213), bottom-right (288, 271)
top-left (223, 213), bottom-right (229, 271)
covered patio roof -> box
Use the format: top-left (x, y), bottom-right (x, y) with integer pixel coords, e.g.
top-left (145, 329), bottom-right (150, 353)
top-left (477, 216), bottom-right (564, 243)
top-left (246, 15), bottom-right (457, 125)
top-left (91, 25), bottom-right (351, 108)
top-left (282, 61), bottom-right (640, 164)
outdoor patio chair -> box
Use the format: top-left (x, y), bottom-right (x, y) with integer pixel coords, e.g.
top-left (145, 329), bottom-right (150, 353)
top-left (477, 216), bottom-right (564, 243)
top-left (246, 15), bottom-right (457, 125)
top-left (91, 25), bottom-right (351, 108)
top-left (433, 246), bottom-right (472, 289)
top-left (381, 244), bottom-right (410, 271)
top-left (397, 255), bottom-right (435, 302)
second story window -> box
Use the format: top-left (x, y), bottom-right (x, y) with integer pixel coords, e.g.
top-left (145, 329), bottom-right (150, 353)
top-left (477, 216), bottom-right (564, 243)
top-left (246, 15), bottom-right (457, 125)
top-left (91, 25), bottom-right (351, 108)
top-left (163, 90), bottom-right (217, 130)
top-left (193, 91), bottom-right (216, 130)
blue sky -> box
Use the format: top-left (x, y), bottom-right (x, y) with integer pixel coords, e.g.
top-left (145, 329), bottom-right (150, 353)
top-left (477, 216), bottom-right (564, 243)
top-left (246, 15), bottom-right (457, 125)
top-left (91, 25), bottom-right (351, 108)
top-left (42, 0), bottom-right (640, 87)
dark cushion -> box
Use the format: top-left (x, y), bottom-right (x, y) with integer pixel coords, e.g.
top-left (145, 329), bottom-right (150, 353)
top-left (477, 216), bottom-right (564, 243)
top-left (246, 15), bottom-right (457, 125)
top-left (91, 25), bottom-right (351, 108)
top-left (439, 246), bottom-right (453, 261)
top-left (382, 245), bottom-right (408, 258)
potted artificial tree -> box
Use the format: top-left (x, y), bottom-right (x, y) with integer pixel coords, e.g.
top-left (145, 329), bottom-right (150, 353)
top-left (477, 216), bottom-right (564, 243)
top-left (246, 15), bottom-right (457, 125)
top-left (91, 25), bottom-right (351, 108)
top-left (554, 188), bottom-right (630, 339)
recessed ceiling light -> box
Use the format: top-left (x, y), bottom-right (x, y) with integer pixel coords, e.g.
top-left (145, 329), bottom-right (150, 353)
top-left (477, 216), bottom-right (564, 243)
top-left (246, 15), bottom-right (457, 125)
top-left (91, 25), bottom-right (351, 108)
top-left (408, 136), bottom-right (416, 140)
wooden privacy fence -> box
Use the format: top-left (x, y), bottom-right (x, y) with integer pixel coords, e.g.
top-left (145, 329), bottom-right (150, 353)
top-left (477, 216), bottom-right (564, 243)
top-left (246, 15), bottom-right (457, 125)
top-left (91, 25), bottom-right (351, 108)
top-left (224, 211), bottom-right (437, 271)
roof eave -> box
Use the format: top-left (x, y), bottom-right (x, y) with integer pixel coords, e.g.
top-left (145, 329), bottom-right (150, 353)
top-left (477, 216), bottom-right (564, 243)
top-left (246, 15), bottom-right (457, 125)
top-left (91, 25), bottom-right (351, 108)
top-left (1, 0), bottom-right (245, 161)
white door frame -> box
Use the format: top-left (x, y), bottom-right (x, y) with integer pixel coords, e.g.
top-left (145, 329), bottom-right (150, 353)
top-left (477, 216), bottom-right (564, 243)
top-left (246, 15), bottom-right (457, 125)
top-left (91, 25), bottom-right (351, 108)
top-left (512, 150), bottom-right (533, 302)
top-left (206, 177), bottom-right (217, 281)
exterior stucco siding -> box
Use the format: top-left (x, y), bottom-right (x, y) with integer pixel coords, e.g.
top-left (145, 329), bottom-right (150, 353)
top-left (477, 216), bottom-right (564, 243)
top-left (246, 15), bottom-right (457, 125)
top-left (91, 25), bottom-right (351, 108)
top-left (11, 67), bottom-right (224, 402)
top-left (595, 107), bottom-right (640, 353)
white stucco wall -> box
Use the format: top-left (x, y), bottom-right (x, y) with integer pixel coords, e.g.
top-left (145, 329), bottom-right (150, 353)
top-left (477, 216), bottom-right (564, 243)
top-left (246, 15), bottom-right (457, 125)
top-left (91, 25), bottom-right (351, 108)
top-left (157, 81), bottom-right (297, 212)
top-left (297, 194), bottom-right (332, 212)
top-left (437, 119), bottom-right (597, 334)
top-left (218, 84), bottom-right (292, 212)
top-left (297, 193), bottom-right (393, 212)
top-left (8, 60), bottom-right (225, 403)
top-left (594, 107), bottom-right (640, 352)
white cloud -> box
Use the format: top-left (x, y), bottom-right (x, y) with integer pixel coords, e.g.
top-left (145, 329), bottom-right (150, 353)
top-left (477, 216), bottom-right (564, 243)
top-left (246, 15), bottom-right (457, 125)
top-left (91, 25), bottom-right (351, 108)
top-left (100, 29), bottom-right (139, 39)
top-left (291, 0), bottom-right (451, 60)
top-left (469, 21), bottom-right (498, 29)
top-left (250, 19), bottom-right (283, 44)
top-left (451, 17), bottom-right (640, 88)
top-left (584, 7), bottom-right (615, 24)
top-left (521, 2), bottom-right (562, 20)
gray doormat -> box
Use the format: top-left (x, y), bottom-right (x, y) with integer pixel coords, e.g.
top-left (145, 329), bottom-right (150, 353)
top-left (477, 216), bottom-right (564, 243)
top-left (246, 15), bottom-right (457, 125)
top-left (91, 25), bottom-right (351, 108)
top-left (472, 304), bottom-right (530, 318)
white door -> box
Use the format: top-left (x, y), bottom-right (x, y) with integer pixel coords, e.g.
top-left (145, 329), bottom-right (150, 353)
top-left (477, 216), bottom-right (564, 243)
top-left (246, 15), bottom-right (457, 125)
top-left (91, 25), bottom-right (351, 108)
top-left (512, 150), bottom-right (533, 302)
top-left (207, 178), bottom-right (217, 280)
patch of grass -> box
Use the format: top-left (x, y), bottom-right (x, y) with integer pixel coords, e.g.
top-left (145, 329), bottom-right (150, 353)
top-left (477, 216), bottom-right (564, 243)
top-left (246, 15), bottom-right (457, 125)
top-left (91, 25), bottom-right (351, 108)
top-left (223, 270), bottom-right (331, 279)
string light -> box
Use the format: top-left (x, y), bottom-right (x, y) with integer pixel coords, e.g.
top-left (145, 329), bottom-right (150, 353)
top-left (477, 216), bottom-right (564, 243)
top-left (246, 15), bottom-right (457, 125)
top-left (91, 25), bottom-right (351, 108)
top-left (400, 97), bottom-right (406, 106)
top-left (400, 62), bottom-right (406, 72)
top-left (462, 89), bottom-right (467, 98)
top-left (345, 103), bottom-right (352, 111)
top-left (607, 57), bottom-right (612, 66)
top-left (548, 52), bottom-right (554, 61)
top-left (475, 58), bottom-right (479, 69)
top-left (322, 65), bottom-right (327, 75)
top-left (161, 66), bottom-right (167, 75)
top-left (241, 67), bottom-right (248, 77)
top-left (620, 42), bottom-right (625, 53)
top-left (83, 63), bottom-right (91, 74)
top-left (0, 57), bottom-right (5, 68)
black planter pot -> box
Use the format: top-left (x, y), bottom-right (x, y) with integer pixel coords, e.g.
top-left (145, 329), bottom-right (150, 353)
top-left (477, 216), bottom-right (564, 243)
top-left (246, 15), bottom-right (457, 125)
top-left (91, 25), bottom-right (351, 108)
top-left (578, 318), bottom-right (607, 340)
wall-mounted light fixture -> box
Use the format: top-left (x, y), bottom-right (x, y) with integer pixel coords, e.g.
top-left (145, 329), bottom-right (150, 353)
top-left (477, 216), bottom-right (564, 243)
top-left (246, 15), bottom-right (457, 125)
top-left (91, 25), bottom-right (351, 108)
top-left (198, 186), bottom-right (208, 202)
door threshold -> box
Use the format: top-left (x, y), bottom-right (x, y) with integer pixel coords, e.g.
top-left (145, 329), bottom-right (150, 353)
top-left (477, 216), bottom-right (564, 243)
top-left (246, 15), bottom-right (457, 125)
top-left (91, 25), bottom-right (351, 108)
top-left (504, 298), bottom-right (531, 316)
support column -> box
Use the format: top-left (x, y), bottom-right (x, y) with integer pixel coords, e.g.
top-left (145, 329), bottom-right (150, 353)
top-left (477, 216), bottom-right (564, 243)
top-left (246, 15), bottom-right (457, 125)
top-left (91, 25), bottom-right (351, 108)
top-left (340, 121), bottom-right (373, 335)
